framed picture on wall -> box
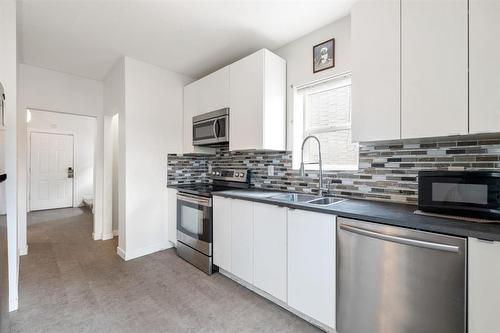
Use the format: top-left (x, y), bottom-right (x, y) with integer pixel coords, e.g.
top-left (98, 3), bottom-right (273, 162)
top-left (313, 38), bottom-right (335, 73)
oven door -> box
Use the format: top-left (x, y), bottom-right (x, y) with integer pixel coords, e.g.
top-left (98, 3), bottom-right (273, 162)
top-left (176, 193), bottom-right (213, 255)
top-left (192, 116), bottom-right (229, 146)
top-left (418, 171), bottom-right (500, 219)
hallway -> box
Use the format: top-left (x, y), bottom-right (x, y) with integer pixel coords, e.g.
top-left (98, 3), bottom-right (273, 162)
top-left (10, 208), bottom-right (319, 333)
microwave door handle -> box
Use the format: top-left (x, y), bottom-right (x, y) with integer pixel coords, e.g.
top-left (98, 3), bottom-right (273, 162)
top-left (212, 120), bottom-right (218, 138)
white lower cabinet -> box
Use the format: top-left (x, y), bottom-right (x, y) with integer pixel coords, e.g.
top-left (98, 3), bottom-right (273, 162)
top-left (213, 196), bottom-right (232, 272)
top-left (253, 202), bottom-right (287, 302)
top-left (468, 237), bottom-right (500, 333)
top-left (287, 209), bottom-right (336, 329)
top-left (167, 188), bottom-right (177, 246)
top-left (230, 199), bottom-right (254, 284)
top-left (212, 197), bottom-right (336, 329)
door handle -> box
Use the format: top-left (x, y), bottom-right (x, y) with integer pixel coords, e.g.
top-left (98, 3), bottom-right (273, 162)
top-left (212, 120), bottom-right (218, 139)
top-left (67, 167), bottom-right (74, 179)
top-left (339, 223), bottom-right (460, 253)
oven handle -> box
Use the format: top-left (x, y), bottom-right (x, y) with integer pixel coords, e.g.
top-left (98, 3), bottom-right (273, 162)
top-left (177, 193), bottom-right (212, 207)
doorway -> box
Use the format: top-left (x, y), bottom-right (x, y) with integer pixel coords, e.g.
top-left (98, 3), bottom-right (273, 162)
top-left (29, 132), bottom-right (74, 211)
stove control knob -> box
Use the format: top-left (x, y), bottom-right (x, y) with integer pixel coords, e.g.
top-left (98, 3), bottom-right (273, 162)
top-left (212, 171), bottom-right (216, 175)
top-left (215, 171), bottom-right (220, 176)
top-left (240, 173), bottom-right (245, 177)
top-left (234, 172), bottom-right (240, 177)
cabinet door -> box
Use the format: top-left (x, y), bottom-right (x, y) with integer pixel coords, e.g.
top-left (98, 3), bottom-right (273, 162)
top-left (468, 238), bottom-right (500, 333)
top-left (262, 50), bottom-right (286, 150)
top-left (167, 188), bottom-right (177, 246)
top-left (182, 81), bottom-right (215, 154)
top-left (351, 0), bottom-right (400, 142)
top-left (253, 203), bottom-right (287, 302)
top-left (287, 209), bottom-right (336, 328)
top-left (401, 0), bottom-right (468, 139)
top-left (230, 50), bottom-right (264, 151)
top-left (469, 0), bottom-right (500, 134)
top-left (231, 199), bottom-right (254, 283)
top-left (213, 196), bottom-right (232, 272)
top-left (183, 81), bottom-right (198, 154)
top-left (198, 66), bottom-right (230, 114)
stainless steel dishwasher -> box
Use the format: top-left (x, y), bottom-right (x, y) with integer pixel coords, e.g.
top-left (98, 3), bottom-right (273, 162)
top-left (337, 217), bottom-right (466, 333)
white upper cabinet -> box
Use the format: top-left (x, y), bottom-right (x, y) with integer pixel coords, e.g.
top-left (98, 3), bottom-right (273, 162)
top-left (469, 0), bottom-right (500, 134)
top-left (197, 66), bottom-right (230, 114)
top-left (351, 0), bottom-right (401, 142)
top-left (182, 80), bottom-right (199, 154)
top-left (468, 238), bottom-right (500, 333)
top-left (253, 203), bottom-right (287, 302)
top-left (230, 49), bottom-right (286, 151)
top-left (182, 80), bottom-right (216, 154)
top-left (401, 0), bottom-right (468, 139)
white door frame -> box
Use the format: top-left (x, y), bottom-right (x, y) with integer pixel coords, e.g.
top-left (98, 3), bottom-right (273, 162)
top-left (19, 107), bottom-right (103, 252)
top-left (28, 130), bottom-right (75, 211)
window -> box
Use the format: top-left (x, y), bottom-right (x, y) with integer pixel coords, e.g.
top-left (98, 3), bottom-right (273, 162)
top-left (292, 73), bottom-right (358, 171)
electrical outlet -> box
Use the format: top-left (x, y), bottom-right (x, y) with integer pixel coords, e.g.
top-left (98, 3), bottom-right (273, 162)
top-left (268, 165), bottom-right (274, 176)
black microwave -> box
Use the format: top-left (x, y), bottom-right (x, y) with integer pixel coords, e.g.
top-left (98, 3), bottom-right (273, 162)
top-left (418, 171), bottom-right (500, 220)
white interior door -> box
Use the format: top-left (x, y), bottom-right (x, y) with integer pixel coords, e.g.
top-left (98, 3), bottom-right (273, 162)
top-left (30, 132), bottom-right (74, 211)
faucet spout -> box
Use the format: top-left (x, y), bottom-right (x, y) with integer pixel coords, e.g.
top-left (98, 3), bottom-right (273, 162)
top-left (299, 135), bottom-right (325, 196)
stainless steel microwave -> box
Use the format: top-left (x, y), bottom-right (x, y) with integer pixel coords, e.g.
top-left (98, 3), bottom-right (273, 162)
top-left (192, 108), bottom-right (229, 146)
top-left (418, 171), bottom-right (500, 220)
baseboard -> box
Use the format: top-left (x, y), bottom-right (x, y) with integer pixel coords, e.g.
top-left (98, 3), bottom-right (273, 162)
top-left (102, 232), bottom-right (114, 240)
top-left (18, 246), bottom-right (28, 256)
top-left (117, 247), bottom-right (126, 260)
top-left (119, 242), bottom-right (168, 261)
top-left (92, 232), bottom-right (101, 241)
top-left (219, 269), bottom-right (336, 333)
top-left (113, 229), bottom-right (118, 237)
top-left (9, 298), bottom-right (18, 312)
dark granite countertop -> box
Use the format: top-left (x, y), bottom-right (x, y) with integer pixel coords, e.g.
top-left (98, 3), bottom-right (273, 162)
top-left (208, 188), bottom-right (500, 241)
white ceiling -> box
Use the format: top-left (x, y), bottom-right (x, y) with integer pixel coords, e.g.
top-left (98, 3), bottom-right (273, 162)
top-left (18, 0), bottom-right (354, 81)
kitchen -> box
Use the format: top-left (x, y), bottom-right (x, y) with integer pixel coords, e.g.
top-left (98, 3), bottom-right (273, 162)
top-left (2, 0), bottom-right (500, 332)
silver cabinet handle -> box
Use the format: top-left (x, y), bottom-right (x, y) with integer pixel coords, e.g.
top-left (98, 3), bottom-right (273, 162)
top-left (339, 224), bottom-right (460, 253)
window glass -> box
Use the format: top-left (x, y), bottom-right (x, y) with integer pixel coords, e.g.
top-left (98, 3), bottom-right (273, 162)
top-left (293, 74), bottom-right (358, 171)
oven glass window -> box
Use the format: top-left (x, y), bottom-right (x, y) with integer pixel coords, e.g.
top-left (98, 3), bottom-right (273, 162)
top-left (432, 183), bottom-right (488, 205)
top-left (180, 205), bottom-right (204, 236)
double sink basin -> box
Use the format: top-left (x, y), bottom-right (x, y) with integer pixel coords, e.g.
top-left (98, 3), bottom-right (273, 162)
top-left (268, 193), bottom-right (346, 207)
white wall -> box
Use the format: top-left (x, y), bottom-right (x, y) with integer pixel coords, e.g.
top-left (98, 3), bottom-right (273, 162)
top-left (121, 57), bottom-right (191, 260)
top-left (0, 0), bottom-right (19, 311)
top-left (103, 58), bottom-right (125, 247)
top-left (18, 64), bottom-right (104, 251)
top-left (274, 15), bottom-right (351, 150)
top-left (27, 110), bottom-right (96, 208)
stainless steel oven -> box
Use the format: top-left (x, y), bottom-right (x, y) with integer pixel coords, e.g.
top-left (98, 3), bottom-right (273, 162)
top-left (176, 192), bottom-right (214, 274)
top-left (177, 193), bottom-right (212, 255)
top-left (192, 108), bottom-right (229, 146)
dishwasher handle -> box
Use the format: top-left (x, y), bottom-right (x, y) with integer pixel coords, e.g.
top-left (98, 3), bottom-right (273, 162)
top-left (339, 223), bottom-right (460, 253)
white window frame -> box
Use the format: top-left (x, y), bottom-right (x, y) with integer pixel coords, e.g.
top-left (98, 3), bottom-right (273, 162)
top-left (292, 72), bottom-right (358, 171)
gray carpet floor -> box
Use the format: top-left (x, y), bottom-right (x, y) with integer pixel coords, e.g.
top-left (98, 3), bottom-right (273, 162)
top-left (9, 207), bottom-right (320, 333)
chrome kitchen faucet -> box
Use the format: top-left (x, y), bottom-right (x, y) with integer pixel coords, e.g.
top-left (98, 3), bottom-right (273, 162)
top-left (299, 135), bottom-right (327, 196)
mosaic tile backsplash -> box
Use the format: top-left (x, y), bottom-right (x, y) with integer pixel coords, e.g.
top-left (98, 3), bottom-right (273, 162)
top-left (167, 136), bottom-right (500, 205)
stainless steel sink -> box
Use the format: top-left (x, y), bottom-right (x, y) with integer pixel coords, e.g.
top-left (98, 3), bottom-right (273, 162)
top-left (269, 193), bottom-right (346, 206)
top-left (270, 193), bottom-right (320, 203)
top-left (308, 197), bottom-right (347, 206)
